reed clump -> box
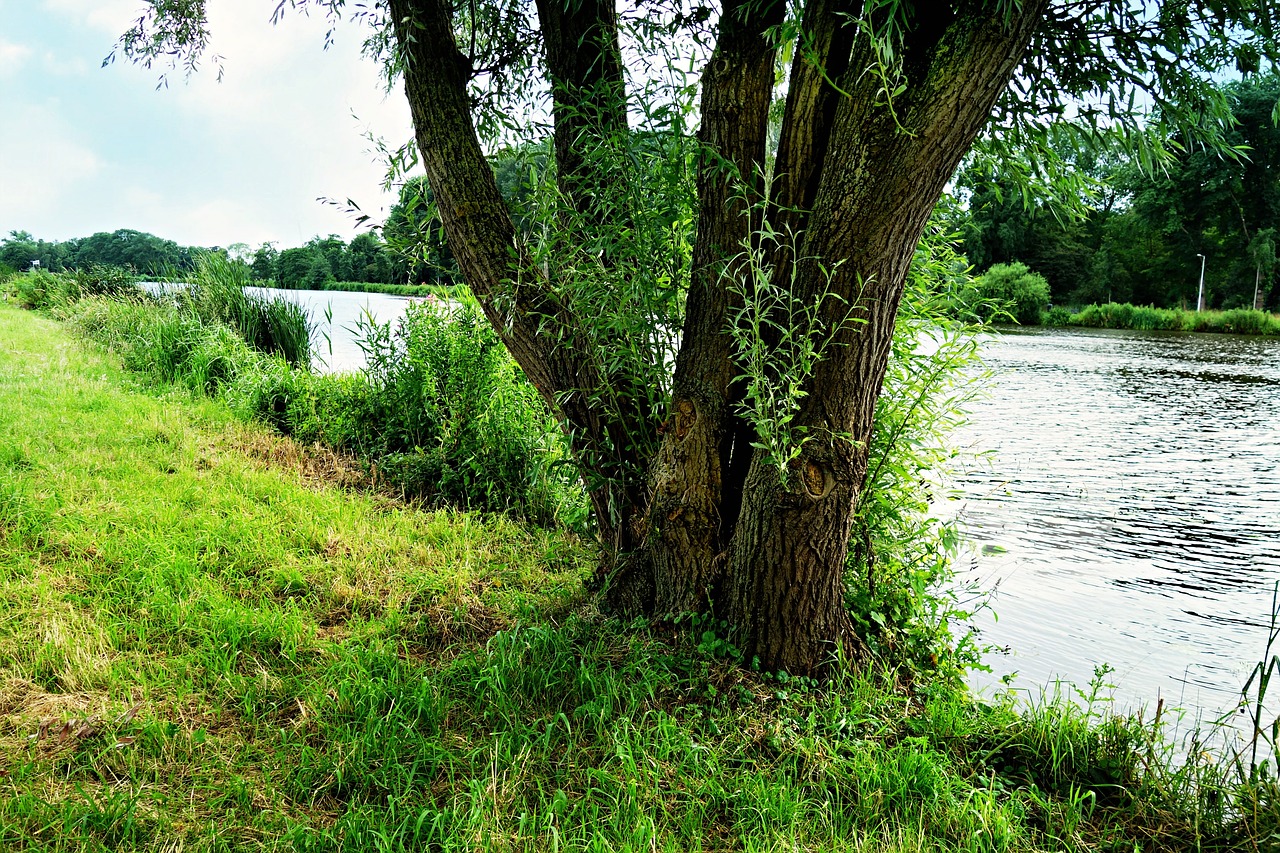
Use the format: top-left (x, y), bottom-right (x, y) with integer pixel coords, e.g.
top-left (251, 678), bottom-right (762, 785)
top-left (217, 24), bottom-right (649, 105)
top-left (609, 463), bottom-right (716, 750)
top-left (1066, 302), bottom-right (1280, 335)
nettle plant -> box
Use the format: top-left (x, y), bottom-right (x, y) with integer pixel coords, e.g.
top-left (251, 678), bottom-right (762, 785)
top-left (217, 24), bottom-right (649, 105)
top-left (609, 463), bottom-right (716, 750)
top-left (115, 0), bottom-right (1280, 675)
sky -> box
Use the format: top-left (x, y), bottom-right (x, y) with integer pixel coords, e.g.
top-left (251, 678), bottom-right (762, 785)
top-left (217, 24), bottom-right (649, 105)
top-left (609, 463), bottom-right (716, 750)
top-left (0, 0), bottom-right (417, 250)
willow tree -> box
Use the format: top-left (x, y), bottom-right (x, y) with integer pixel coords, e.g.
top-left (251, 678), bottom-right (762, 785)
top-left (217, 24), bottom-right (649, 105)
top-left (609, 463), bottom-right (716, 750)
top-left (117, 1), bottom-right (1279, 674)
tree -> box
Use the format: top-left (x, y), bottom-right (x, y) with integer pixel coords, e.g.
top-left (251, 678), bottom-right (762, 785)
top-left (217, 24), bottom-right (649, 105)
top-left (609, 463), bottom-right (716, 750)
top-left (276, 247), bottom-right (316, 289)
top-left (116, 2), bottom-right (1280, 675)
top-left (382, 176), bottom-right (458, 284)
top-left (348, 232), bottom-right (394, 283)
top-left (251, 242), bottom-right (280, 281)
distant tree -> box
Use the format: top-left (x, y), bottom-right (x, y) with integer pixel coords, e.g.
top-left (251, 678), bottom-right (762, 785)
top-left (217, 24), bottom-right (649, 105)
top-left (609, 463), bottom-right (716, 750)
top-left (251, 242), bottom-right (279, 281)
top-left (276, 247), bottom-right (315, 289)
top-left (382, 176), bottom-right (454, 284)
top-left (347, 232), bottom-right (393, 283)
top-left (306, 235), bottom-right (351, 283)
top-left (75, 229), bottom-right (184, 273)
top-left (0, 231), bottom-right (39, 271)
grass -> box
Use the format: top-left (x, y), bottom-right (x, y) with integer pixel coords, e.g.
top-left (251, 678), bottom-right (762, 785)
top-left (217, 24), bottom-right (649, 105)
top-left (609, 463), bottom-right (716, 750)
top-left (1050, 302), bottom-right (1280, 335)
top-left (1, 301), bottom-right (1277, 851)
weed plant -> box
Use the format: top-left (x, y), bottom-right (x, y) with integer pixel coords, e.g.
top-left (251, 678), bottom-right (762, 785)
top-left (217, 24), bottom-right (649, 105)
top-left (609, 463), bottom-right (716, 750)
top-left (175, 254), bottom-right (314, 367)
top-left (285, 300), bottom-right (581, 524)
top-left (50, 275), bottom-right (579, 525)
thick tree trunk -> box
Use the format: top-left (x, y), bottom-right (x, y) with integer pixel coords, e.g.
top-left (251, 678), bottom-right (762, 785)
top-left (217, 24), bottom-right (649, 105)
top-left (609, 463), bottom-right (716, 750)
top-left (390, 0), bottom-right (1051, 677)
top-left (724, 5), bottom-right (1051, 675)
top-left (388, 0), bottom-right (652, 551)
top-left (607, 0), bottom-right (786, 617)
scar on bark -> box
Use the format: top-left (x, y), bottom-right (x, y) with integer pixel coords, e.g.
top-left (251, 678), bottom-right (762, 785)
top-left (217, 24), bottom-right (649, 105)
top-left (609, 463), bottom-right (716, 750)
top-left (802, 458), bottom-right (835, 500)
top-left (674, 399), bottom-right (697, 440)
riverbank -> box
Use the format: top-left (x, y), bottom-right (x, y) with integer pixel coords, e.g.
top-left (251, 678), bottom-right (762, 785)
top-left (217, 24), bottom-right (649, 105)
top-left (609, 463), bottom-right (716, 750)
top-left (1049, 302), bottom-right (1280, 335)
top-left (267, 279), bottom-right (457, 299)
top-left (1, 306), bottom-right (1277, 848)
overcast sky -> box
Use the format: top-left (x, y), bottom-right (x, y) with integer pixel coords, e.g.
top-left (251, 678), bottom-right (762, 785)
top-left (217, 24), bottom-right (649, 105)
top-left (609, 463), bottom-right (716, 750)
top-left (0, 0), bottom-right (417, 250)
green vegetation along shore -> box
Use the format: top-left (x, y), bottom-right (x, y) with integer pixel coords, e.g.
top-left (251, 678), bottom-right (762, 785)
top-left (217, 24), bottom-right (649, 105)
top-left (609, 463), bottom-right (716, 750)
top-left (2, 298), bottom-right (1278, 849)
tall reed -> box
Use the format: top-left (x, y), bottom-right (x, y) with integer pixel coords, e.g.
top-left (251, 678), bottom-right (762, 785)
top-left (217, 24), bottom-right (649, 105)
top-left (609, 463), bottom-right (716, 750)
top-left (179, 253), bottom-right (314, 367)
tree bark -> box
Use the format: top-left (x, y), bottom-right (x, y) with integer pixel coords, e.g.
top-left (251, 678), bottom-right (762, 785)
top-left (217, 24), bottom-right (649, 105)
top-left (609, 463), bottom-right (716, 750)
top-left (607, 0), bottom-right (786, 618)
top-left (724, 4), bottom-right (1051, 674)
top-left (391, 0), bottom-right (1052, 676)
top-left (388, 0), bottom-right (650, 551)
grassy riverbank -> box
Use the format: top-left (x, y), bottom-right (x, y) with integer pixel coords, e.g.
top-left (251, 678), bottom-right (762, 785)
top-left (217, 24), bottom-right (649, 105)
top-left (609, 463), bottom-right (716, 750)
top-left (268, 280), bottom-right (457, 299)
top-left (1, 301), bottom-right (1277, 850)
top-left (1051, 303), bottom-right (1280, 335)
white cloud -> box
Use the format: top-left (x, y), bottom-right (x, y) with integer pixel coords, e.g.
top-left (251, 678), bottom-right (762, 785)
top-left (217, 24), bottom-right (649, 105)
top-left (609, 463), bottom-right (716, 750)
top-left (7, 2), bottom-right (416, 248)
top-left (0, 103), bottom-right (102, 224)
top-left (0, 39), bottom-right (33, 75)
top-left (43, 0), bottom-right (149, 35)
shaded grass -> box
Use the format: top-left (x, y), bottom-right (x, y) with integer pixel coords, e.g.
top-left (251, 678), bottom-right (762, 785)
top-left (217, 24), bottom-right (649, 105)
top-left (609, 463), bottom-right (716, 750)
top-left (1, 303), bottom-right (1276, 851)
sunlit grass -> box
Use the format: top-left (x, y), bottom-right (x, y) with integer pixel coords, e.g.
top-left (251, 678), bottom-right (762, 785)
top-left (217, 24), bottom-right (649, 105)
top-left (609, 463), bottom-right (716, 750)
top-left (0, 302), bottom-right (1275, 851)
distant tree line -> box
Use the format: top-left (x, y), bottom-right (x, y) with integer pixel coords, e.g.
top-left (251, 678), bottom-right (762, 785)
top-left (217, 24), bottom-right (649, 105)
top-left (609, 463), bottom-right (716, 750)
top-left (959, 74), bottom-right (1280, 312)
top-left (0, 229), bottom-right (200, 276)
top-left (0, 177), bottom-right (471, 288)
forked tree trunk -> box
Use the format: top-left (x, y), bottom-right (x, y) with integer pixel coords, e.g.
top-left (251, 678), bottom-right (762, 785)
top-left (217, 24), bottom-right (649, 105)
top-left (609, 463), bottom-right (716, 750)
top-left (390, 0), bottom-right (1050, 676)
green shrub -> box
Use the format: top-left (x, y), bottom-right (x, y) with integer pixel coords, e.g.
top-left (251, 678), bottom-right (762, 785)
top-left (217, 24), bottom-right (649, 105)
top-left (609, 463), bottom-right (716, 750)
top-left (12, 270), bottom-right (72, 309)
top-left (306, 300), bottom-right (575, 522)
top-left (70, 264), bottom-right (139, 299)
top-left (1043, 305), bottom-right (1072, 327)
top-left (965, 262), bottom-right (1051, 325)
top-left (1067, 303), bottom-right (1280, 335)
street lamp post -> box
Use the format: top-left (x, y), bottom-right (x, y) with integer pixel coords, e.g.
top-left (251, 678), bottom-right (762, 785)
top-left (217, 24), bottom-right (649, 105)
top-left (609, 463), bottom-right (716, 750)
top-left (1196, 253), bottom-right (1206, 312)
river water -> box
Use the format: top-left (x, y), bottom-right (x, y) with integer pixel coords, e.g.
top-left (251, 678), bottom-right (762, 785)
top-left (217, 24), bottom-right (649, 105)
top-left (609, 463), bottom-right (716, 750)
top-left (953, 327), bottom-right (1280, 723)
top-left (273, 287), bottom-right (1280, 721)
top-left (253, 286), bottom-right (426, 375)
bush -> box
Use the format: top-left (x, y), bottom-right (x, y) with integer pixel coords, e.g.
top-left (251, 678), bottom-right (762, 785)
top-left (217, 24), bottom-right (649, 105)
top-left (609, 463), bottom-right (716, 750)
top-left (303, 300), bottom-right (576, 522)
top-left (1067, 303), bottom-right (1280, 335)
top-left (12, 270), bottom-right (73, 309)
top-left (1043, 305), bottom-right (1072, 327)
top-left (70, 264), bottom-right (138, 299)
top-left (970, 262), bottom-right (1051, 325)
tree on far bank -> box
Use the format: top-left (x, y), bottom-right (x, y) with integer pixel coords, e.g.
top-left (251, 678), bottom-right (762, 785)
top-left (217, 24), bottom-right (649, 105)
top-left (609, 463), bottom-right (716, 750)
top-left (276, 247), bottom-right (315, 289)
top-left (116, 1), bottom-right (1280, 675)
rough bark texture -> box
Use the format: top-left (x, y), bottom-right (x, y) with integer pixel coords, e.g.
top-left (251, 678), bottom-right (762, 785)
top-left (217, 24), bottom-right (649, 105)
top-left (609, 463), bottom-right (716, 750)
top-left (611, 0), bottom-right (787, 618)
top-left (533, 0), bottom-right (627, 216)
top-left (724, 4), bottom-right (1052, 674)
top-left (388, 0), bottom-right (651, 552)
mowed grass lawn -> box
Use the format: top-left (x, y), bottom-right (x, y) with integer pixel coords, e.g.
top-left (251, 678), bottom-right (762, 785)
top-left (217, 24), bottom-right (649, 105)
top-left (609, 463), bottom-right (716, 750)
top-left (0, 305), bottom-right (600, 850)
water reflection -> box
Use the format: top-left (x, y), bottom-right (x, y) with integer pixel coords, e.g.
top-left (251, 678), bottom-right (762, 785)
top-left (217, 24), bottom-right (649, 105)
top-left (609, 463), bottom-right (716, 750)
top-left (248, 286), bottom-right (423, 374)
top-left (956, 327), bottom-right (1280, 719)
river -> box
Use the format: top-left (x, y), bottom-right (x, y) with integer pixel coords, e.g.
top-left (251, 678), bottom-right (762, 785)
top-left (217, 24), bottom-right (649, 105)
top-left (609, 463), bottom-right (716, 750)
top-left (953, 327), bottom-right (1280, 725)
top-left (276, 287), bottom-right (1280, 722)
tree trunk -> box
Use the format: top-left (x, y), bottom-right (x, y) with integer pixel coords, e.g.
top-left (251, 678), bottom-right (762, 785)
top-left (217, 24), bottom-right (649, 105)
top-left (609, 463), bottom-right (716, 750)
top-left (607, 0), bottom-right (785, 617)
top-left (388, 0), bottom-right (652, 553)
top-left (723, 5), bottom-right (1051, 674)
